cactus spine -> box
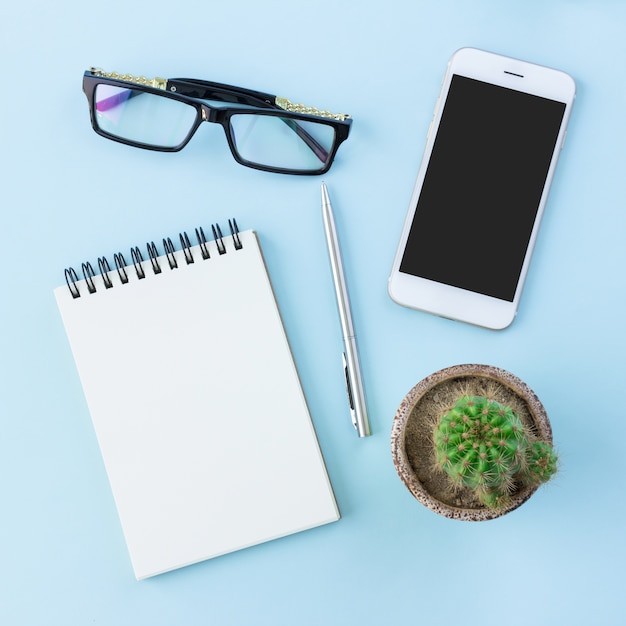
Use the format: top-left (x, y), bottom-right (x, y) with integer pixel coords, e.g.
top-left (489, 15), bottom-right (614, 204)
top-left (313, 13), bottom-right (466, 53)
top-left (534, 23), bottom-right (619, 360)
top-left (433, 396), bottom-right (557, 509)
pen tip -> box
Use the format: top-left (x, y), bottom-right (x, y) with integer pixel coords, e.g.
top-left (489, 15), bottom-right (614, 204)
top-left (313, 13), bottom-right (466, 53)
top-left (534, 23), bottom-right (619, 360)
top-left (321, 181), bottom-right (330, 204)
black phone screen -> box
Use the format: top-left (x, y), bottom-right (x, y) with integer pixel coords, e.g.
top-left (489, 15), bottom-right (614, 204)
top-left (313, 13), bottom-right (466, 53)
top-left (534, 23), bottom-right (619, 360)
top-left (399, 75), bottom-right (566, 302)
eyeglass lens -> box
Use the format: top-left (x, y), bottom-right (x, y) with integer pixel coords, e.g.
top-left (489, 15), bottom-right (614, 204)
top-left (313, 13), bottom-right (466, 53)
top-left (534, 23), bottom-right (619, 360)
top-left (94, 85), bottom-right (197, 148)
top-left (93, 83), bottom-right (337, 172)
top-left (229, 114), bottom-right (335, 171)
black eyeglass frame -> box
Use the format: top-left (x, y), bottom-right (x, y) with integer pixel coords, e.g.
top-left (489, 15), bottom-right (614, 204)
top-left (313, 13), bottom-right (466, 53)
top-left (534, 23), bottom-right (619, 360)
top-left (82, 70), bottom-right (352, 175)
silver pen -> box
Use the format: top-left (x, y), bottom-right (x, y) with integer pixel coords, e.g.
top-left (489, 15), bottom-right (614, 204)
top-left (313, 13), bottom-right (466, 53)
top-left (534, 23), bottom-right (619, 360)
top-left (321, 182), bottom-right (372, 437)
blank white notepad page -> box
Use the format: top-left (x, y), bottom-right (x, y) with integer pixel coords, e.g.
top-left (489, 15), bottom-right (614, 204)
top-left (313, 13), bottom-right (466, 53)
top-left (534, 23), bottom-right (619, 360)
top-left (54, 229), bottom-right (339, 579)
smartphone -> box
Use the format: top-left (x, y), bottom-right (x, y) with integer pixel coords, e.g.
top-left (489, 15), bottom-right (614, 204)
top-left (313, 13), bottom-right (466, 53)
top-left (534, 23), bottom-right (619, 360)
top-left (388, 48), bottom-right (575, 329)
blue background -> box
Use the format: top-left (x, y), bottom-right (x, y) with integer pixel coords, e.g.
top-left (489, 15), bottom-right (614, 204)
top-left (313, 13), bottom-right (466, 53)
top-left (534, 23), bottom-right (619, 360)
top-left (1, 1), bottom-right (624, 624)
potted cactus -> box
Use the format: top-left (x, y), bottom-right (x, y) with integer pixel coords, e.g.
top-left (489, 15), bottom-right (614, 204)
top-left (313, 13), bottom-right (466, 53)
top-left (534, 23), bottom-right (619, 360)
top-left (391, 364), bottom-right (558, 521)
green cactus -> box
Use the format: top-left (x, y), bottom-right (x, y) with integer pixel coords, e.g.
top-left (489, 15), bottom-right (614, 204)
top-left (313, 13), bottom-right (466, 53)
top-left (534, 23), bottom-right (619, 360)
top-left (524, 441), bottom-right (558, 486)
top-left (433, 395), bottom-right (557, 509)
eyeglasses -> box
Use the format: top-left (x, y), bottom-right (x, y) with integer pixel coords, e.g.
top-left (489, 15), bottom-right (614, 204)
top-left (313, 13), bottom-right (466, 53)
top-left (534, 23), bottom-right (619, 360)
top-left (82, 68), bottom-right (352, 175)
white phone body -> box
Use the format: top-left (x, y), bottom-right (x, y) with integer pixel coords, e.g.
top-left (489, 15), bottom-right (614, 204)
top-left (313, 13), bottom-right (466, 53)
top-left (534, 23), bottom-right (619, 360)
top-left (388, 48), bottom-right (575, 329)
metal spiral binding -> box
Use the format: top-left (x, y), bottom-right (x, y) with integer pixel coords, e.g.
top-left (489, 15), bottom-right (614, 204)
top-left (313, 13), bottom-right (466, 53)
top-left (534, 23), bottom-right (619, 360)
top-left (131, 247), bottom-right (146, 279)
top-left (195, 227), bottom-right (210, 260)
top-left (163, 238), bottom-right (178, 270)
top-left (212, 223), bottom-right (226, 255)
top-left (63, 219), bottom-right (241, 298)
top-left (97, 257), bottom-right (114, 289)
top-left (81, 262), bottom-right (97, 294)
top-left (229, 218), bottom-right (242, 250)
top-left (147, 242), bottom-right (162, 274)
top-left (180, 232), bottom-right (194, 264)
top-left (114, 253), bottom-right (129, 284)
top-left (64, 267), bottom-right (80, 299)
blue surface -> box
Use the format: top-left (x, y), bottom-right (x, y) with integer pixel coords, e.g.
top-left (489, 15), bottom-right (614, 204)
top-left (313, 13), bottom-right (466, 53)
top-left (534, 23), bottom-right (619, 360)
top-left (1, 1), bottom-right (625, 624)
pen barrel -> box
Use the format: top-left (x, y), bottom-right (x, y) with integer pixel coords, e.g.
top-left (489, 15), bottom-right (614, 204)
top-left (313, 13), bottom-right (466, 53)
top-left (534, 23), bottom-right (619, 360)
top-left (322, 204), bottom-right (355, 338)
top-left (343, 335), bottom-right (371, 437)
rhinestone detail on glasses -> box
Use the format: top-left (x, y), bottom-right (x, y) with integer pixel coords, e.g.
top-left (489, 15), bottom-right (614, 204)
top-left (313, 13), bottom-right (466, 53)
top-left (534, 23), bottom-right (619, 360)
top-left (90, 67), bottom-right (167, 91)
top-left (275, 97), bottom-right (350, 122)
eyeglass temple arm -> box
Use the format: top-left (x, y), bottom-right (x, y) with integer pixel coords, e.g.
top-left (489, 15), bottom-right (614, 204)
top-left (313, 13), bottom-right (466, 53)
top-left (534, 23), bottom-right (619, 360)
top-left (169, 78), bottom-right (331, 163)
top-left (168, 78), bottom-right (277, 109)
top-left (281, 119), bottom-right (329, 162)
top-left (168, 78), bottom-right (350, 121)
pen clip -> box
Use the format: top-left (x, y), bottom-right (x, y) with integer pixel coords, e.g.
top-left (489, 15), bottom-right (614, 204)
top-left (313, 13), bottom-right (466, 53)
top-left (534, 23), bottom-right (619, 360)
top-left (342, 352), bottom-right (358, 431)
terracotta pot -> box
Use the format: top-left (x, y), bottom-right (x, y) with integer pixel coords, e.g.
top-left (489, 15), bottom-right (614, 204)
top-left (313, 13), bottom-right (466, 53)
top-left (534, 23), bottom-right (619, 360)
top-left (391, 364), bottom-right (553, 521)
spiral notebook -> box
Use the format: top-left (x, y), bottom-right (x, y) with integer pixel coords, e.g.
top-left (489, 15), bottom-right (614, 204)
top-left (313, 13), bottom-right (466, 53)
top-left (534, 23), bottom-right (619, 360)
top-left (54, 220), bottom-right (339, 580)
